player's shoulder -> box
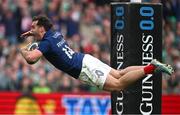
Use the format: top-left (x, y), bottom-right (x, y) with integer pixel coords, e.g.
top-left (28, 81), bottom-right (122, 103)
top-left (45, 32), bottom-right (63, 41)
top-left (42, 30), bottom-right (64, 45)
top-left (52, 31), bottom-right (63, 39)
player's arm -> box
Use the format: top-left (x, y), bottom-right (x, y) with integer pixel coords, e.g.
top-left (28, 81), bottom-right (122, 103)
top-left (20, 46), bottom-right (42, 64)
top-left (20, 30), bottom-right (34, 38)
top-left (20, 31), bottom-right (50, 64)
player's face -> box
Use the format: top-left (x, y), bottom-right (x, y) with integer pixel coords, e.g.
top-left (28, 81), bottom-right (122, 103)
top-left (31, 21), bottom-right (43, 41)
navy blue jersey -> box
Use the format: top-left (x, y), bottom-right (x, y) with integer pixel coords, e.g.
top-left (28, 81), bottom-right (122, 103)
top-left (38, 30), bottom-right (84, 79)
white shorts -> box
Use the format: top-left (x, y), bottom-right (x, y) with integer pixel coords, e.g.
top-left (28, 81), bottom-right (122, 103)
top-left (78, 54), bottom-right (111, 89)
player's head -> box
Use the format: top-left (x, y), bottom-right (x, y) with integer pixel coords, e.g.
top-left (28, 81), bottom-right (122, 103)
top-left (31, 15), bottom-right (53, 40)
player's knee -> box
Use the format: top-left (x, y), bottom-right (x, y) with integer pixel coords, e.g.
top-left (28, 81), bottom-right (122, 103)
top-left (118, 70), bottom-right (125, 77)
top-left (113, 71), bottom-right (123, 79)
top-left (113, 80), bottom-right (124, 91)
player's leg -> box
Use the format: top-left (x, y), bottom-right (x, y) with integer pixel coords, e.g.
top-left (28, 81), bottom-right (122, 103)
top-left (103, 68), bottom-right (145, 91)
top-left (103, 59), bottom-right (174, 91)
top-left (102, 74), bottom-right (121, 91)
top-left (110, 59), bottom-right (174, 79)
top-left (109, 66), bottom-right (145, 79)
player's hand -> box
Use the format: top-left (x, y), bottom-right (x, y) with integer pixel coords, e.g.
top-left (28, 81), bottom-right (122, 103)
top-left (20, 31), bottom-right (34, 38)
top-left (20, 42), bottom-right (32, 51)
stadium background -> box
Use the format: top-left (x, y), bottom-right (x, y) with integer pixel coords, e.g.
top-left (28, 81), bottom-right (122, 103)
top-left (0, 0), bottom-right (179, 114)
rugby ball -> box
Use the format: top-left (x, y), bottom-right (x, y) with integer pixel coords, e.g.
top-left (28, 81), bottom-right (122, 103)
top-left (27, 42), bottom-right (40, 64)
top-left (27, 42), bottom-right (39, 51)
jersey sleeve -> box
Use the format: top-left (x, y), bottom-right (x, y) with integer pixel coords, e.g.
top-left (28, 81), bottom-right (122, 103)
top-left (38, 39), bottom-right (50, 54)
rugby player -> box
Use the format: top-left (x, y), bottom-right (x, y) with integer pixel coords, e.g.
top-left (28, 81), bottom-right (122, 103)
top-left (20, 15), bottom-right (174, 91)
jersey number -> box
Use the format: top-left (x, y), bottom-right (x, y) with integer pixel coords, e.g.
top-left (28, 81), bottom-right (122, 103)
top-left (95, 70), bottom-right (104, 78)
top-left (62, 45), bottom-right (75, 59)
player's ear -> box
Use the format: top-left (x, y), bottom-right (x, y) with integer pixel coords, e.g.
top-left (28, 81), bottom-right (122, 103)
top-left (39, 26), bottom-right (45, 33)
top-left (39, 26), bottom-right (44, 33)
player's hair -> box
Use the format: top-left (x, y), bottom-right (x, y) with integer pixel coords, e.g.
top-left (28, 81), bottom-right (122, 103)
top-left (32, 15), bottom-right (53, 31)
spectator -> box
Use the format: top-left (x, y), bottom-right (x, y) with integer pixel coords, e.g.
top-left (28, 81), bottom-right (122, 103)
top-left (33, 78), bottom-right (51, 93)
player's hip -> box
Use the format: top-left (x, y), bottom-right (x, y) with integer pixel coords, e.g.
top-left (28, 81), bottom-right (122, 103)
top-left (78, 54), bottom-right (112, 89)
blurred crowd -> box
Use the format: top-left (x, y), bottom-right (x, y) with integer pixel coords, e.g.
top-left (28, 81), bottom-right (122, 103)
top-left (0, 0), bottom-right (179, 94)
top-left (161, 0), bottom-right (180, 94)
